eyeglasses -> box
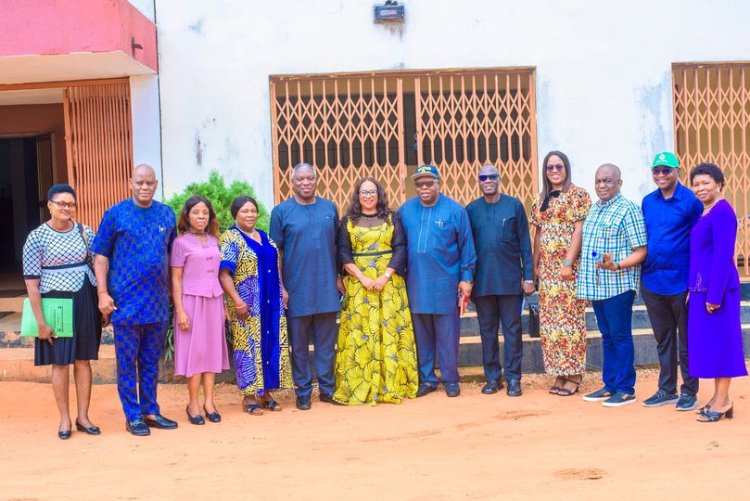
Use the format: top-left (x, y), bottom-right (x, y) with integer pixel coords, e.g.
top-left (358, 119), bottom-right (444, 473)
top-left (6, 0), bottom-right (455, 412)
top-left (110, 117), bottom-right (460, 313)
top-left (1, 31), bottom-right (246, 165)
top-left (478, 174), bottom-right (499, 182)
top-left (49, 200), bottom-right (76, 209)
top-left (652, 167), bottom-right (674, 176)
top-left (415, 179), bottom-right (437, 188)
top-left (546, 164), bottom-right (565, 172)
top-left (359, 189), bottom-right (377, 196)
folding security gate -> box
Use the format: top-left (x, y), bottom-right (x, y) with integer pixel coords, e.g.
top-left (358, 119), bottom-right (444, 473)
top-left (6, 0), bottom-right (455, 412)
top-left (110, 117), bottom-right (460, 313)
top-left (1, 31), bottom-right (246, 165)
top-left (270, 68), bottom-right (538, 211)
top-left (63, 80), bottom-right (133, 229)
top-left (673, 62), bottom-right (750, 276)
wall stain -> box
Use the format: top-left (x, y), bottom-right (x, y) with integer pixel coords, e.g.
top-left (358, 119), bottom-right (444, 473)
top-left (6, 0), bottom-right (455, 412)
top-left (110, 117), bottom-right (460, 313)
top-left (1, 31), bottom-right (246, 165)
top-left (188, 18), bottom-right (205, 35)
top-left (636, 72), bottom-right (670, 194)
top-left (194, 132), bottom-right (203, 166)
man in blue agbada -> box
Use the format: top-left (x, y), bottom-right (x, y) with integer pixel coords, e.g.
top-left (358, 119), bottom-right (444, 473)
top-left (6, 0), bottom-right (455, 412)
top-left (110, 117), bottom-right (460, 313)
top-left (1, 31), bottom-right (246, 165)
top-left (93, 164), bottom-right (178, 436)
top-left (398, 165), bottom-right (476, 398)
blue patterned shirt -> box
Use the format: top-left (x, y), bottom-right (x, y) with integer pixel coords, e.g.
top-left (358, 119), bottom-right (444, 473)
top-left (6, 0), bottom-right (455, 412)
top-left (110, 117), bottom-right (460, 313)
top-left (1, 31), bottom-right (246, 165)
top-left (577, 193), bottom-right (647, 301)
top-left (92, 198), bottom-right (176, 325)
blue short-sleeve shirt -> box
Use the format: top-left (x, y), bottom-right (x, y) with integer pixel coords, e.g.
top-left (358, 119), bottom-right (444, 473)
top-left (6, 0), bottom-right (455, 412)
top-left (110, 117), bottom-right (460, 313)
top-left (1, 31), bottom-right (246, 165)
top-left (92, 198), bottom-right (176, 325)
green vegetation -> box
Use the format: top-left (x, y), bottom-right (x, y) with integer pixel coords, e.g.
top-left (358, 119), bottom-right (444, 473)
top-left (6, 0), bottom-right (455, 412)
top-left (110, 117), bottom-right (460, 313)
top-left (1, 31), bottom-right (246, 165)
top-left (165, 170), bottom-right (270, 232)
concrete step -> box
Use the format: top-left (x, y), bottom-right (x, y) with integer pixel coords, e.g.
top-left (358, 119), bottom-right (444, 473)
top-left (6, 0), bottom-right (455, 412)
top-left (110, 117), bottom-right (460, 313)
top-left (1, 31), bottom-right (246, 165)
top-left (3, 326), bottom-right (749, 384)
top-left (3, 301), bottom-right (750, 347)
top-left (0, 296), bottom-right (25, 313)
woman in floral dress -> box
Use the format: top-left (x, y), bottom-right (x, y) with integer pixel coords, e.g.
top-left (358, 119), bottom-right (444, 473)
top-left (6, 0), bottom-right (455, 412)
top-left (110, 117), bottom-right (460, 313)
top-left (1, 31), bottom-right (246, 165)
top-left (530, 151), bottom-right (591, 396)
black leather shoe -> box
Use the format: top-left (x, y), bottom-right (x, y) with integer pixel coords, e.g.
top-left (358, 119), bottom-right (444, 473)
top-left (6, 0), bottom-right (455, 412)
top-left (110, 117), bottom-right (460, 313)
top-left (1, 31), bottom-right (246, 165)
top-left (186, 406), bottom-right (205, 425)
top-left (296, 396), bottom-right (312, 410)
top-left (416, 383), bottom-right (438, 397)
top-left (319, 393), bottom-right (337, 404)
top-left (481, 380), bottom-right (504, 395)
top-left (204, 406), bottom-right (222, 423)
top-left (58, 429), bottom-right (72, 440)
top-left (144, 414), bottom-right (178, 429)
top-left (507, 380), bottom-right (523, 397)
top-left (445, 383), bottom-right (461, 397)
top-left (125, 418), bottom-right (151, 436)
top-left (75, 419), bottom-right (101, 436)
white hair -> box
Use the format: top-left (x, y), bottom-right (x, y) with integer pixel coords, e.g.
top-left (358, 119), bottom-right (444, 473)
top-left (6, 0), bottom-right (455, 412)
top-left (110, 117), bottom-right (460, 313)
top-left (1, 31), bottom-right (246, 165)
top-left (291, 163), bottom-right (316, 180)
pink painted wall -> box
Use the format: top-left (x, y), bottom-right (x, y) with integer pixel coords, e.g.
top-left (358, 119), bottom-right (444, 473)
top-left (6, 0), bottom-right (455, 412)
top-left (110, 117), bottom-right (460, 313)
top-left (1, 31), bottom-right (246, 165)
top-left (0, 0), bottom-right (157, 71)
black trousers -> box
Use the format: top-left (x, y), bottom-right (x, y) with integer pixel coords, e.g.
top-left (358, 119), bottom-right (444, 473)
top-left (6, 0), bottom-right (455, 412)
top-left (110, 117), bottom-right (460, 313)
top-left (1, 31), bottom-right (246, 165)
top-left (473, 294), bottom-right (523, 383)
top-left (640, 285), bottom-right (698, 396)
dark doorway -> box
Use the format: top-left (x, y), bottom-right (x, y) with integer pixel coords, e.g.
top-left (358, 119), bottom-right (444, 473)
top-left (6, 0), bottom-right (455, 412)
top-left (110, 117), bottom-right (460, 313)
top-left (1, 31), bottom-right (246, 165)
top-left (0, 134), bottom-right (54, 284)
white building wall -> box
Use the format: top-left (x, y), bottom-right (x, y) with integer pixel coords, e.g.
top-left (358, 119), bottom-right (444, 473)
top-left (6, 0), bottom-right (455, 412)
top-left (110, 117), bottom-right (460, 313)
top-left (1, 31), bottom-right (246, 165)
top-left (130, 74), bottom-right (164, 199)
top-left (155, 0), bottom-right (750, 207)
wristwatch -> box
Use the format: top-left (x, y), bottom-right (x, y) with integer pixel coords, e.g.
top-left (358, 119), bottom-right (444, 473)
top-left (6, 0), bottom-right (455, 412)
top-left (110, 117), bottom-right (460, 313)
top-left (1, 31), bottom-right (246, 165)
top-left (563, 259), bottom-right (572, 267)
top-left (615, 262), bottom-right (622, 271)
top-left (384, 270), bottom-right (393, 279)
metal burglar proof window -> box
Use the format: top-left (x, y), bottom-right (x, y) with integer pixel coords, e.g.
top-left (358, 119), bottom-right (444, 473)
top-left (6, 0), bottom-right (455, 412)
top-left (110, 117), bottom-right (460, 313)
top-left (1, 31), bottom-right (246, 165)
top-left (270, 68), bottom-right (538, 211)
top-left (673, 62), bottom-right (750, 275)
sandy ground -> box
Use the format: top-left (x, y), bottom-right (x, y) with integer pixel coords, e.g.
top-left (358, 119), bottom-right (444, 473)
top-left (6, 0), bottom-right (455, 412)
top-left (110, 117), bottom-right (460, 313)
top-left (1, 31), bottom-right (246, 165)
top-left (1, 369), bottom-right (749, 500)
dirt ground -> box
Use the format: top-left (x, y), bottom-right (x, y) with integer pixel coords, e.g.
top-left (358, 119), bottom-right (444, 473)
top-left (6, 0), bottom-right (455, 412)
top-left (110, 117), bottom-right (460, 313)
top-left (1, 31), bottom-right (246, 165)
top-left (1, 369), bottom-right (749, 500)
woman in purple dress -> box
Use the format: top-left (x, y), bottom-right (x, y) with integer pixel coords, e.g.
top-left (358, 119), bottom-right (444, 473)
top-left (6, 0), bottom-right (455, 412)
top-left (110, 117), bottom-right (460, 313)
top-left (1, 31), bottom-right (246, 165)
top-left (171, 196), bottom-right (230, 425)
top-left (688, 163), bottom-right (747, 423)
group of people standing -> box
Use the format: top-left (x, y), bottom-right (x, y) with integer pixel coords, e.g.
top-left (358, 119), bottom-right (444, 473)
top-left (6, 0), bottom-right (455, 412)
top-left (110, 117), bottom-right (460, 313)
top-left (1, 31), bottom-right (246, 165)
top-left (22, 151), bottom-right (748, 440)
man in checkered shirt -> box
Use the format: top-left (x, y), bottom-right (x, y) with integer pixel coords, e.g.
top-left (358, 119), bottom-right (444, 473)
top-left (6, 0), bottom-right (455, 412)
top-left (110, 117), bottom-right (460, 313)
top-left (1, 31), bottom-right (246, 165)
top-left (577, 164), bottom-right (647, 408)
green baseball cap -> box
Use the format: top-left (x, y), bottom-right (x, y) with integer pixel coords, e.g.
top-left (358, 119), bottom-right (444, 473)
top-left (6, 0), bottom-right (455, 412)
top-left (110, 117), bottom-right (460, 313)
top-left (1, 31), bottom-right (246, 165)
top-left (651, 151), bottom-right (680, 169)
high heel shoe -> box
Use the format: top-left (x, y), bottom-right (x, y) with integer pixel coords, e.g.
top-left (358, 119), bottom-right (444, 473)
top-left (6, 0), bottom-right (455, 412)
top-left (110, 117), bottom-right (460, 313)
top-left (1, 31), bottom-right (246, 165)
top-left (75, 419), bottom-right (101, 436)
top-left (58, 429), bottom-right (71, 440)
top-left (186, 406), bottom-right (205, 425)
top-left (698, 404), bottom-right (734, 423)
top-left (696, 404), bottom-right (711, 415)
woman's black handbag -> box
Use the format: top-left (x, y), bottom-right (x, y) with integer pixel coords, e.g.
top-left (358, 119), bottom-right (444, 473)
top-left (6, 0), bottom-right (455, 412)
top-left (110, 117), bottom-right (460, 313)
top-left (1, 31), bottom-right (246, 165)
top-left (526, 293), bottom-right (540, 338)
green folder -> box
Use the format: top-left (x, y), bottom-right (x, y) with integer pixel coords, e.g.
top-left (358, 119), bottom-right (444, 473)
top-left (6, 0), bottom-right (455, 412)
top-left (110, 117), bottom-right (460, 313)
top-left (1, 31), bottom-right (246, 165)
top-left (21, 298), bottom-right (74, 338)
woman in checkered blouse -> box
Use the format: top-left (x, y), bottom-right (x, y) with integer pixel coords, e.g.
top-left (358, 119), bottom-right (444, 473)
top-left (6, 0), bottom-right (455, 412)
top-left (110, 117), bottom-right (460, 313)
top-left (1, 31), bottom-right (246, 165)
top-left (22, 184), bottom-right (102, 440)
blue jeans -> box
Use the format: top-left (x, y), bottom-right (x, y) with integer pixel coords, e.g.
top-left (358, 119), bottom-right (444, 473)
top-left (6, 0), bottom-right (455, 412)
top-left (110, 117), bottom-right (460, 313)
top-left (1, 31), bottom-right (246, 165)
top-left (592, 290), bottom-right (636, 395)
top-left (411, 313), bottom-right (460, 385)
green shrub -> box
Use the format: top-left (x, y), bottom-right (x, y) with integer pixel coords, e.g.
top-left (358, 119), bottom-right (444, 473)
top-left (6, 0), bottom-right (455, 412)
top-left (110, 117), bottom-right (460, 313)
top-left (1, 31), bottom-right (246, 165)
top-left (165, 170), bottom-right (270, 233)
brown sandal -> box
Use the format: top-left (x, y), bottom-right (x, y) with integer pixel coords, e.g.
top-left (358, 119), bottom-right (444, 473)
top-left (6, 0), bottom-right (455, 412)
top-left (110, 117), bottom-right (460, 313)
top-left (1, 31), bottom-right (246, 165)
top-left (557, 376), bottom-right (582, 397)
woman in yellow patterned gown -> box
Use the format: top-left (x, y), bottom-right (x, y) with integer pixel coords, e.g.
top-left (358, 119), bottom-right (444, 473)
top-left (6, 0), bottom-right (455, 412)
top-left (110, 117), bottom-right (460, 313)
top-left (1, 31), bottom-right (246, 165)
top-left (219, 196), bottom-right (292, 415)
top-left (333, 178), bottom-right (418, 405)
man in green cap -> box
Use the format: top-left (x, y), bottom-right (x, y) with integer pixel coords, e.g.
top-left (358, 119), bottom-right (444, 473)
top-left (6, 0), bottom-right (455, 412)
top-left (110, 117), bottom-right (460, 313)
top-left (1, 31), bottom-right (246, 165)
top-left (640, 151), bottom-right (703, 410)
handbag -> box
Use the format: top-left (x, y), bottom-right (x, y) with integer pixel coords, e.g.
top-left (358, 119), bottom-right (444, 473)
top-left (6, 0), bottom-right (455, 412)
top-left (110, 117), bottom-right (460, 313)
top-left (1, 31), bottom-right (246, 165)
top-left (526, 293), bottom-right (540, 338)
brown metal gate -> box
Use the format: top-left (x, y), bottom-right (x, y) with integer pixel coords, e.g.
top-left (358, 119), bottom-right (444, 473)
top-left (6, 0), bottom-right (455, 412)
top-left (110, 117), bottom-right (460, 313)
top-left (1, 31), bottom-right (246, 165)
top-left (63, 80), bottom-right (133, 229)
top-left (673, 62), bottom-right (750, 276)
top-left (270, 68), bottom-right (537, 211)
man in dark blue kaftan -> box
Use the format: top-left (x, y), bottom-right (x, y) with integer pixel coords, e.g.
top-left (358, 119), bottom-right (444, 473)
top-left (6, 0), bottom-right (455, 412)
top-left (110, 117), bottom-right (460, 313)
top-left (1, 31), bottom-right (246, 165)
top-left (270, 163), bottom-right (341, 411)
top-left (466, 165), bottom-right (534, 397)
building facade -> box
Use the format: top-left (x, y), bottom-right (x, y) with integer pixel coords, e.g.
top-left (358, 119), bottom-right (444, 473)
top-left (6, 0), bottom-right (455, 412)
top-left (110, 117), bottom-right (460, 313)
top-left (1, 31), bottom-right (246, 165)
top-left (2, 0), bottom-right (750, 275)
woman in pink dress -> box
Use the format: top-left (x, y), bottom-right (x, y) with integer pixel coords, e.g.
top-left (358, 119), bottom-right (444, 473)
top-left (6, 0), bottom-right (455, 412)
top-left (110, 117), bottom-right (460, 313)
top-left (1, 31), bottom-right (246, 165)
top-left (171, 195), bottom-right (230, 425)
